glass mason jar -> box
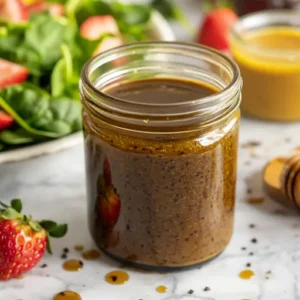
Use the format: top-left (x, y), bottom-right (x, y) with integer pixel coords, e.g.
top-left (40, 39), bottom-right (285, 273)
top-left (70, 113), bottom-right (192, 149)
top-left (231, 10), bottom-right (300, 121)
top-left (80, 42), bottom-right (242, 271)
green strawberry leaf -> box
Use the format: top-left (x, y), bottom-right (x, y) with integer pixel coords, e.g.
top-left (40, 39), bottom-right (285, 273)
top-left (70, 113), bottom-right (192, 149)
top-left (29, 220), bottom-right (43, 232)
top-left (48, 223), bottom-right (68, 238)
top-left (46, 232), bottom-right (52, 255)
top-left (40, 220), bottom-right (57, 231)
top-left (10, 199), bottom-right (22, 213)
top-left (1, 207), bottom-right (22, 220)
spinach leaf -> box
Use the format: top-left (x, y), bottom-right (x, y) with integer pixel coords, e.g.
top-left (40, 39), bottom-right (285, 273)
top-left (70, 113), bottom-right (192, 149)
top-left (0, 84), bottom-right (82, 139)
top-left (51, 44), bottom-right (74, 98)
top-left (0, 129), bottom-right (37, 145)
top-left (0, 142), bottom-right (4, 151)
top-left (0, 14), bottom-right (76, 76)
top-left (0, 25), bottom-right (26, 62)
top-left (22, 14), bottom-right (76, 72)
top-left (46, 98), bottom-right (82, 133)
top-left (51, 33), bottom-right (113, 99)
top-left (111, 3), bottom-right (152, 26)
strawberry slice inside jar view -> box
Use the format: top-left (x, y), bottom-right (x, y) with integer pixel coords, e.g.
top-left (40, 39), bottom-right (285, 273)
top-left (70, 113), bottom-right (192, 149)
top-left (80, 42), bottom-right (242, 271)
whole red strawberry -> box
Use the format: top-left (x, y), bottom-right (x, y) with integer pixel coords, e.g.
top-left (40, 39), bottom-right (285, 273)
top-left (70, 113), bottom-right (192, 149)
top-left (197, 8), bottom-right (238, 53)
top-left (0, 199), bottom-right (67, 280)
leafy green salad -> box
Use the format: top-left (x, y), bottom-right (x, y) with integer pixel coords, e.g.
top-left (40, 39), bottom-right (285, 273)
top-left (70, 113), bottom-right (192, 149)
top-left (0, 0), bottom-right (176, 152)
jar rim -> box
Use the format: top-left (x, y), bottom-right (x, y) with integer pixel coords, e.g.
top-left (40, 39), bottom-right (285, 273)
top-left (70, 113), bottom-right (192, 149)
top-left (81, 42), bottom-right (240, 109)
top-left (231, 10), bottom-right (300, 57)
top-left (80, 42), bottom-right (241, 130)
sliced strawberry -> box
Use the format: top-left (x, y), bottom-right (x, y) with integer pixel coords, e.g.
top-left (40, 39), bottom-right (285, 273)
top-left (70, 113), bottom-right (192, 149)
top-left (80, 15), bottom-right (120, 40)
top-left (80, 15), bottom-right (123, 55)
top-left (0, 0), bottom-right (28, 23)
top-left (0, 59), bottom-right (28, 88)
top-left (197, 8), bottom-right (238, 52)
top-left (27, 1), bottom-right (64, 17)
top-left (0, 112), bottom-right (13, 131)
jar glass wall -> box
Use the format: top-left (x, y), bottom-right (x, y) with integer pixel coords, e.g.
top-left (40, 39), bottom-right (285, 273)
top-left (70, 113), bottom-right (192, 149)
top-left (231, 10), bottom-right (300, 121)
top-left (80, 42), bottom-right (242, 271)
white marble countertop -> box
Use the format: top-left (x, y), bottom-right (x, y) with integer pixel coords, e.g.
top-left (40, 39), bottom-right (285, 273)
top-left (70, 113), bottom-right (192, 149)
top-left (2, 2), bottom-right (300, 300)
top-left (1, 118), bottom-right (300, 300)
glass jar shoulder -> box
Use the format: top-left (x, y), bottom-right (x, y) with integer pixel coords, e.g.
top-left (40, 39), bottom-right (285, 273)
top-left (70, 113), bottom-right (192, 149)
top-left (83, 109), bottom-right (240, 156)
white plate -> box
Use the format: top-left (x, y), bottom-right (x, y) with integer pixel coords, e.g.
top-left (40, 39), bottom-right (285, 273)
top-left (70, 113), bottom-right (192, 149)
top-left (0, 11), bottom-right (175, 164)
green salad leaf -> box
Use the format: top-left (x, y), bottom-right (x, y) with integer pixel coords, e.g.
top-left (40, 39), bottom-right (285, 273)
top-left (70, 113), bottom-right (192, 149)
top-left (0, 14), bottom-right (76, 76)
top-left (0, 0), bottom-right (156, 151)
top-left (0, 129), bottom-right (36, 145)
top-left (0, 84), bottom-right (82, 140)
top-left (69, 0), bottom-right (152, 41)
top-left (22, 14), bottom-right (76, 72)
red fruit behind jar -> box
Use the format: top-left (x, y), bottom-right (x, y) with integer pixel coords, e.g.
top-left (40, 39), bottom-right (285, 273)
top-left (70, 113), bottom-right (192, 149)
top-left (197, 8), bottom-right (238, 53)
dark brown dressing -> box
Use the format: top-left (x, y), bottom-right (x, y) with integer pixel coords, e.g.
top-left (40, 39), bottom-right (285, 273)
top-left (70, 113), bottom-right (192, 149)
top-left (84, 77), bottom-right (238, 270)
top-left (106, 78), bottom-right (216, 104)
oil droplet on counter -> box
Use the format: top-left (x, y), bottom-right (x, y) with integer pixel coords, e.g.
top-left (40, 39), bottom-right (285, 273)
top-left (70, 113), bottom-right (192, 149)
top-left (63, 259), bottom-right (84, 272)
top-left (82, 249), bottom-right (101, 260)
top-left (105, 270), bottom-right (129, 285)
top-left (247, 197), bottom-right (264, 205)
top-left (239, 269), bottom-right (254, 280)
top-left (53, 291), bottom-right (82, 300)
top-left (156, 285), bottom-right (167, 293)
top-left (74, 245), bottom-right (84, 252)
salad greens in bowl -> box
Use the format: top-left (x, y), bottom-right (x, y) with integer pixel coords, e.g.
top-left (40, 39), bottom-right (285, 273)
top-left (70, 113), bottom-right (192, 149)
top-left (0, 0), bottom-right (175, 162)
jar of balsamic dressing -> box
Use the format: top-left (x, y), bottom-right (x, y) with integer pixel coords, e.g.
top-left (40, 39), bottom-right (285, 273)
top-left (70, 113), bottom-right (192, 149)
top-left (80, 42), bottom-right (242, 271)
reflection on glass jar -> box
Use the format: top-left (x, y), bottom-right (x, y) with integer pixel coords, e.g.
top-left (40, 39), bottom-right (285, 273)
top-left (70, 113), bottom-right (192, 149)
top-left (231, 10), bottom-right (300, 121)
top-left (80, 42), bottom-right (242, 271)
